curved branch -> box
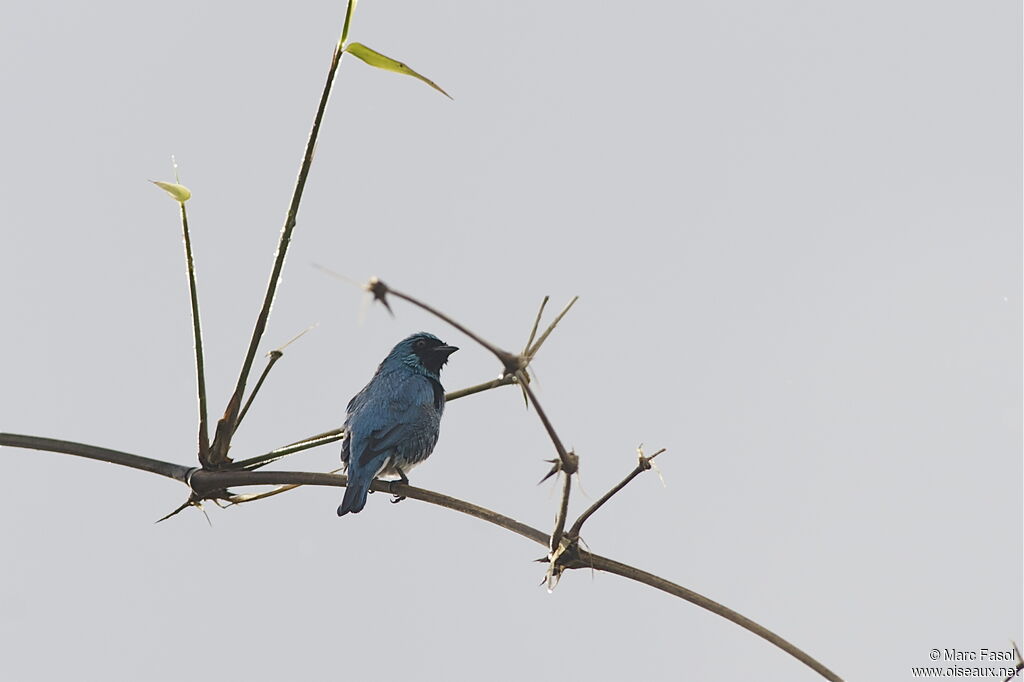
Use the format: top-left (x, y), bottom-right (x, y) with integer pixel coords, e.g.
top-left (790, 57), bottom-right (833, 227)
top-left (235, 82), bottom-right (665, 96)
top-left (582, 553), bottom-right (842, 682)
top-left (1, 432), bottom-right (843, 682)
top-left (193, 469), bottom-right (549, 547)
top-left (0, 434), bottom-right (192, 482)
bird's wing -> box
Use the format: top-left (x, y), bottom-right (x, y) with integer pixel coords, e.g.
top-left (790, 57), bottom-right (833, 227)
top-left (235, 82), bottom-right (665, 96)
top-left (349, 372), bottom-right (439, 470)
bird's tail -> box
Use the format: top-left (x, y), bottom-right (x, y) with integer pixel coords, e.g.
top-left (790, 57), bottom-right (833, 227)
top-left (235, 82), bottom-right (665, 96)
top-left (337, 477), bottom-right (370, 516)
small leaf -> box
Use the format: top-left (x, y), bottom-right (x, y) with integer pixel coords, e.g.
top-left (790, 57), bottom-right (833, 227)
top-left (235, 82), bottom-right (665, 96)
top-left (151, 180), bottom-right (192, 202)
top-left (344, 42), bottom-right (451, 99)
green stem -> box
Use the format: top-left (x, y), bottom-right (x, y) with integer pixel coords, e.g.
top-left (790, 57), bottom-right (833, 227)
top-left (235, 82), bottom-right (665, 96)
top-left (234, 350), bottom-right (283, 433)
top-left (212, 11), bottom-right (354, 466)
top-left (179, 201), bottom-right (210, 462)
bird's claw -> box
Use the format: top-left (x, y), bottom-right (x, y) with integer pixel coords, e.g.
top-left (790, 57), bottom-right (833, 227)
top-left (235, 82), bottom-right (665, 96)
top-left (388, 478), bottom-right (407, 504)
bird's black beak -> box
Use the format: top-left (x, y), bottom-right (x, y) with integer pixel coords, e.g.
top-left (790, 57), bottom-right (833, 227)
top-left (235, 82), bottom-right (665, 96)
top-left (434, 344), bottom-right (459, 357)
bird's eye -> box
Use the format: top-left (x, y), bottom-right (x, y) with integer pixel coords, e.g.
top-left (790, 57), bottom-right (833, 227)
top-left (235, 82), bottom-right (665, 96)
top-left (414, 339), bottom-right (427, 350)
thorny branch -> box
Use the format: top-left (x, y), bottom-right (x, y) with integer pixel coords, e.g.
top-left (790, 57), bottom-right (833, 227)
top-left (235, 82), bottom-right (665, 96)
top-left (365, 278), bottom-right (521, 375)
top-left (0, 431), bottom-right (844, 682)
top-left (568, 445), bottom-right (666, 540)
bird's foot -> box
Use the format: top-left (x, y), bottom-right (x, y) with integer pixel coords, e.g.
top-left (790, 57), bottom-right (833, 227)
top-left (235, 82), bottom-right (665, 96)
top-left (389, 471), bottom-right (408, 504)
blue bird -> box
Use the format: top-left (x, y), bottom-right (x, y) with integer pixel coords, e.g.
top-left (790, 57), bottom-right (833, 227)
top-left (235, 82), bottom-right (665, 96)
top-left (337, 332), bottom-right (458, 516)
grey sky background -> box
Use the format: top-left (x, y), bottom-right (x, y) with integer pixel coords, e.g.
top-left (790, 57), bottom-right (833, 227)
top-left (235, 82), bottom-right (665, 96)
top-left (1, 2), bottom-right (1020, 681)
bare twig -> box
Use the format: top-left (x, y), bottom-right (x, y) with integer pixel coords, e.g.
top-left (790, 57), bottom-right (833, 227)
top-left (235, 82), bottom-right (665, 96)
top-left (515, 370), bottom-right (571, 468)
top-left (513, 368), bottom-right (578, 569)
top-left (365, 278), bottom-right (521, 375)
top-left (178, 200), bottom-right (211, 465)
top-left (568, 446), bottom-right (666, 540)
top-left (523, 296), bottom-right (549, 355)
top-left (545, 466), bottom-right (575, 590)
top-left (443, 375), bottom-right (519, 401)
top-left (516, 296), bottom-right (550, 406)
top-left (232, 429), bottom-right (345, 471)
top-left (527, 295), bottom-right (578, 358)
top-left (0, 431), bottom-right (844, 682)
top-left (551, 470), bottom-right (573, 552)
top-left (235, 350), bottom-right (283, 432)
top-left (209, 5), bottom-right (356, 468)
top-left (234, 323), bottom-right (317, 433)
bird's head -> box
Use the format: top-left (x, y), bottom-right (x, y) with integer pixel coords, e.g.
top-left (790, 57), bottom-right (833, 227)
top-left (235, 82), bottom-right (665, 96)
top-left (390, 332), bottom-right (459, 377)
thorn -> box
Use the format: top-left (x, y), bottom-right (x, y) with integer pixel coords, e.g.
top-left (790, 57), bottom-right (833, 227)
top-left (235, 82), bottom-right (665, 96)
top-left (576, 536), bottom-right (597, 579)
top-left (365, 277), bottom-right (393, 317)
top-left (155, 498), bottom-right (192, 523)
top-left (544, 560), bottom-right (562, 592)
top-left (650, 460), bottom-right (667, 488)
top-left (639, 446), bottom-right (668, 486)
top-left (523, 295), bottom-right (550, 356)
top-left (274, 323), bottom-right (318, 354)
top-left (538, 458), bottom-right (561, 484)
top-left (155, 493), bottom-right (212, 524)
top-left (312, 263), bottom-right (362, 288)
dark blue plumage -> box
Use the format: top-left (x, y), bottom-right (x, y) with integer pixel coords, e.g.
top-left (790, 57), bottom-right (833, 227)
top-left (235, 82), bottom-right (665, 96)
top-left (337, 332), bottom-right (458, 516)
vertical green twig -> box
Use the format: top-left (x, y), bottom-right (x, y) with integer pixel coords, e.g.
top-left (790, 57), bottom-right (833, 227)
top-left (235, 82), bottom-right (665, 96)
top-left (179, 200), bottom-right (210, 462)
top-left (208, 1), bottom-right (357, 467)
